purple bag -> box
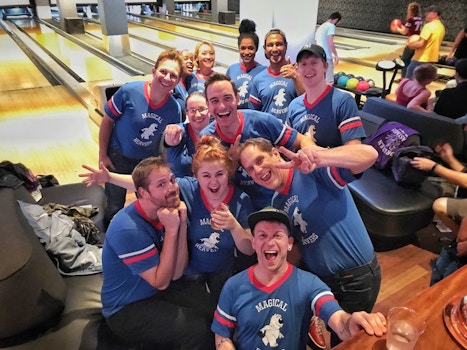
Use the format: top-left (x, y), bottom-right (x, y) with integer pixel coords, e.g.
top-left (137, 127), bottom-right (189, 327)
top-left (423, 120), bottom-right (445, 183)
top-left (364, 121), bottom-right (420, 169)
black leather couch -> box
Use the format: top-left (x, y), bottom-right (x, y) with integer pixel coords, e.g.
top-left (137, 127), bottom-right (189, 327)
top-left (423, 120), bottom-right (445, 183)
top-left (0, 183), bottom-right (126, 349)
top-left (349, 98), bottom-right (466, 251)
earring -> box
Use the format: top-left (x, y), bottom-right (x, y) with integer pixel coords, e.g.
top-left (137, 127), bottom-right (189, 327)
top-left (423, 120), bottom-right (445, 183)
top-left (288, 247), bottom-right (292, 251)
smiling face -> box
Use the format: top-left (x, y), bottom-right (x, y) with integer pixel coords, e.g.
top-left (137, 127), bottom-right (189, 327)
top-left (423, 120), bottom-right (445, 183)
top-left (181, 51), bottom-right (194, 77)
top-left (185, 93), bottom-right (210, 133)
top-left (205, 79), bottom-right (240, 134)
top-left (264, 33), bottom-right (287, 66)
top-left (297, 55), bottom-right (328, 88)
top-left (151, 59), bottom-right (181, 95)
top-left (239, 144), bottom-right (287, 193)
top-left (140, 167), bottom-right (180, 209)
top-left (196, 43), bottom-right (215, 72)
top-left (252, 221), bottom-right (293, 274)
top-left (196, 160), bottom-right (230, 202)
top-left (239, 37), bottom-right (257, 67)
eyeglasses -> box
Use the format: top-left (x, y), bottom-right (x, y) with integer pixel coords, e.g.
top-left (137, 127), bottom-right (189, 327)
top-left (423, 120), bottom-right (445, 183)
top-left (186, 107), bottom-right (208, 116)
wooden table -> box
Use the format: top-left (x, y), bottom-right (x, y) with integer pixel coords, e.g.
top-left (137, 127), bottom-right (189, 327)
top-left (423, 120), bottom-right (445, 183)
top-left (334, 265), bottom-right (467, 349)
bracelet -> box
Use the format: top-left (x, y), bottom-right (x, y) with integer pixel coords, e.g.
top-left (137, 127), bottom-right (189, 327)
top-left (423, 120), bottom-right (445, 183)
top-left (431, 163), bottom-right (439, 172)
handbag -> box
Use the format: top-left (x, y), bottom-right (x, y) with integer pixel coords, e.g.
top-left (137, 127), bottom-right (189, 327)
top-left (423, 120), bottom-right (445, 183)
top-left (391, 145), bottom-right (433, 187)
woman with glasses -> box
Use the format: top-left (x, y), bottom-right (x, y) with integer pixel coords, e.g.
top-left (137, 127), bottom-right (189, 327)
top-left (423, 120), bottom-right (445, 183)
top-left (163, 92), bottom-right (211, 177)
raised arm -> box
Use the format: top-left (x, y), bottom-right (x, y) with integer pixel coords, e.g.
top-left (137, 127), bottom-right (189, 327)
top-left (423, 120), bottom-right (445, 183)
top-left (80, 163), bottom-right (136, 191)
top-left (278, 144), bottom-right (378, 174)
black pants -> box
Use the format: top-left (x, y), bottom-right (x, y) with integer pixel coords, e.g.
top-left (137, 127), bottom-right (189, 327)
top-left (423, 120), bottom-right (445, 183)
top-left (106, 279), bottom-right (215, 350)
top-left (320, 255), bottom-right (382, 347)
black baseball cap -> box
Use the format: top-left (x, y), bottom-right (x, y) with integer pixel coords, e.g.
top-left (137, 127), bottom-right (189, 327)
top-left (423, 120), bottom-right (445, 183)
top-left (248, 206), bottom-right (292, 235)
top-left (424, 5), bottom-right (441, 15)
top-left (296, 44), bottom-right (327, 63)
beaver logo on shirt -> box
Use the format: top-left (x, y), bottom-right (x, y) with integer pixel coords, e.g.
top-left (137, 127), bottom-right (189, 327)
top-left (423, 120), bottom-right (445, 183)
top-left (196, 232), bottom-right (220, 252)
top-left (140, 123), bottom-right (158, 140)
top-left (293, 207), bottom-right (307, 233)
top-left (239, 81), bottom-right (249, 98)
top-left (259, 313), bottom-right (284, 347)
top-left (273, 88), bottom-right (287, 107)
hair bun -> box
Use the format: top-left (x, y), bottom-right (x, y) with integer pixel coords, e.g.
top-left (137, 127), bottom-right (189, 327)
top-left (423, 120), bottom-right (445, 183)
top-left (239, 19), bottom-right (256, 34)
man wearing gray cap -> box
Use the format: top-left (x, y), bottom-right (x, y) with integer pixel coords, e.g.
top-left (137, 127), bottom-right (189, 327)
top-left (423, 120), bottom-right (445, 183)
top-left (406, 5), bottom-right (445, 79)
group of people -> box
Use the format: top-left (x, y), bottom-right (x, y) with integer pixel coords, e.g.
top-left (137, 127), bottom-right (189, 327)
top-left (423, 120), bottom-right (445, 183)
top-left (82, 12), bottom-right (467, 349)
top-left (389, 3), bottom-right (467, 120)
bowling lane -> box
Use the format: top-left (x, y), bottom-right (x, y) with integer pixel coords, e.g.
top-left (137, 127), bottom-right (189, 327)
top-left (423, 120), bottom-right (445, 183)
top-left (84, 20), bottom-right (237, 70)
top-left (10, 18), bottom-right (135, 84)
top-left (0, 23), bottom-right (52, 92)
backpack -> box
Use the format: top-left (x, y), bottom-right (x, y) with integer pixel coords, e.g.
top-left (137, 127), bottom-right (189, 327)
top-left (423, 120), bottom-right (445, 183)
top-left (391, 145), bottom-right (434, 187)
top-left (364, 121), bottom-right (421, 169)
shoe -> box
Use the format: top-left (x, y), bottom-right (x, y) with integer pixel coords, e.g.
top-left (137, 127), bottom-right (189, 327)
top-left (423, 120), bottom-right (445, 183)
top-left (307, 316), bottom-right (326, 349)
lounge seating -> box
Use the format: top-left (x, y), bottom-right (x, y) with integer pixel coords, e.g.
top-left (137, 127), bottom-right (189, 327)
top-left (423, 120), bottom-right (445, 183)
top-left (349, 98), bottom-right (466, 250)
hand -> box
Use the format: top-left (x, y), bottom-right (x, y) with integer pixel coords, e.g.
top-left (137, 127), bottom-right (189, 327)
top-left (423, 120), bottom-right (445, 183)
top-left (228, 134), bottom-right (242, 166)
top-left (333, 55), bottom-right (339, 65)
top-left (178, 201), bottom-right (187, 223)
top-left (164, 124), bottom-right (184, 146)
top-left (276, 146), bottom-right (317, 174)
top-left (346, 311), bottom-right (387, 339)
top-left (99, 154), bottom-right (115, 171)
top-left (79, 162), bottom-right (111, 186)
top-left (210, 203), bottom-right (234, 230)
top-left (279, 57), bottom-right (297, 79)
top-left (457, 240), bottom-right (467, 257)
top-left (157, 207), bottom-right (181, 236)
top-left (435, 143), bottom-right (454, 162)
top-left (410, 157), bottom-right (436, 172)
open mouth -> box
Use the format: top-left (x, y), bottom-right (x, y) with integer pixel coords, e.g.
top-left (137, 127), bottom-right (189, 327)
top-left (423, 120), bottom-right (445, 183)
top-left (259, 171), bottom-right (271, 182)
top-left (264, 250), bottom-right (278, 261)
top-left (217, 111), bottom-right (230, 119)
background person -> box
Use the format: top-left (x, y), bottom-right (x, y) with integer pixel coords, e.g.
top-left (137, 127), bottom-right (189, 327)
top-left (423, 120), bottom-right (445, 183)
top-left (448, 26), bottom-right (467, 61)
top-left (211, 206), bottom-right (387, 350)
top-left (314, 11), bottom-right (342, 84)
top-left (395, 63), bottom-right (437, 111)
top-left (395, 2), bottom-right (423, 78)
top-left (434, 58), bottom-right (467, 119)
top-left (405, 5), bottom-right (445, 80)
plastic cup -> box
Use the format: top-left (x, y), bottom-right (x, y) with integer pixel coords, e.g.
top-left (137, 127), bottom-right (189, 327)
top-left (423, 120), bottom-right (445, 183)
top-left (386, 307), bottom-right (426, 350)
top-left (211, 203), bottom-right (228, 230)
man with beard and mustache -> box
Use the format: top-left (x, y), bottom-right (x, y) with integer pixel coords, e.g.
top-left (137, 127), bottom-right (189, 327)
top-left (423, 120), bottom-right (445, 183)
top-left (248, 28), bottom-right (305, 122)
top-left (100, 157), bottom-right (214, 349)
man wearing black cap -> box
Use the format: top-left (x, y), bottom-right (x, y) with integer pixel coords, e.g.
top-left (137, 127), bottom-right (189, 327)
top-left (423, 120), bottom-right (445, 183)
top-left (211, 206), bottom-right (387, 350)
top-left (434, 58), bottom-right (467, 119)
top-left (287, 44), bottom-right (366, 148)
top-left (406, 5), bottom-right (445, 79)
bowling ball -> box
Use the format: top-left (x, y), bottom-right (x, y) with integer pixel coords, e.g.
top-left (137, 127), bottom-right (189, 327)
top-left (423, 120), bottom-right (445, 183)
top-left (346, 78), bottom-right (359, 89)
top-left (390, 18), bottom-right (402, 33)
top-left (407, 34), bottom-right (420, 45)
top-left (337, 75), bottom-right (349, 87)
top-left (367, 79), bottom-right (376, 88)
top-left (356, 80), bottom-right (370, 92)
top-left (438, 55), bottom-right (447, 65)
top-left (347, 74), bottom-right (355, 79)
top-left (355, 76), bottom-right (365, 81)
top-left (446, 57), bottom-right (457, 66)
top-left (334, 73), bottom-right (340, 84)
